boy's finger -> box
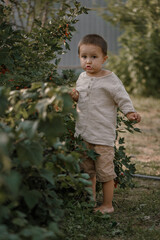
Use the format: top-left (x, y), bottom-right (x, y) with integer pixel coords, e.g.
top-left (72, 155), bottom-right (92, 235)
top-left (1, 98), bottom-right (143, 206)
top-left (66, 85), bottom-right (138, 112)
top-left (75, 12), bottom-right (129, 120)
top-left (137, 115), bottom-right (141, 122)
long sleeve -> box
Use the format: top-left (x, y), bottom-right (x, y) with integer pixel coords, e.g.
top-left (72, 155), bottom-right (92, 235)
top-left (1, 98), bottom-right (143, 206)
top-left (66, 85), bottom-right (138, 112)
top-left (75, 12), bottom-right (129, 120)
top-left (111, 78), bottom-right (135, 115)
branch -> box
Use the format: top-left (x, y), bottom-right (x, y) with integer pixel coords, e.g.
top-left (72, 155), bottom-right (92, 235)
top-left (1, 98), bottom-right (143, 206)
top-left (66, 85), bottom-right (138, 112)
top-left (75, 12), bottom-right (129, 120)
top-left (30, 2), bottom-right (36, 32)
top-left (41, 1), bottom-right (49, 27)
top-left (4, 0), bottom-right (10, 6)
top-left (26, 0), bottom-right (32, 32)
top-left (13, 1), bottom-right (25, 30)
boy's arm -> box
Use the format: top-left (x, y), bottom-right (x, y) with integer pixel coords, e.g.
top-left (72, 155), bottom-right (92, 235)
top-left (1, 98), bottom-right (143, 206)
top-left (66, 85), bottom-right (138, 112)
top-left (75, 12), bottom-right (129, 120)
top-left (111, 76), bottom-right (141, 123)
top-left (126, 112), bottom-right (141, 122)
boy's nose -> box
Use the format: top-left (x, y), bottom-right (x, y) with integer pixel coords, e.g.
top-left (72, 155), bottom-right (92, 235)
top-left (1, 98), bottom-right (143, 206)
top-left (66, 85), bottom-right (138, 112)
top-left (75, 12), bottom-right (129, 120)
top-left (86, 58), bottom-right (91, 63)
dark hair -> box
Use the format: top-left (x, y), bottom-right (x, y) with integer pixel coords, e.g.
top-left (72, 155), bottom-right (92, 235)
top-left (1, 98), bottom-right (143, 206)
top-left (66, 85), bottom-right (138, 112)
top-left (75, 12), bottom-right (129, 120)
top-left (78, 34), bottom-right (108, 55)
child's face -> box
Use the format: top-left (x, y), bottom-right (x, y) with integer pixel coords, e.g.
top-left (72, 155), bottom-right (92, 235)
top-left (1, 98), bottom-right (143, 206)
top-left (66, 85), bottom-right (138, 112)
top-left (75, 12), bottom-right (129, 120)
top-left (79, 44), bottom-right (108, 76)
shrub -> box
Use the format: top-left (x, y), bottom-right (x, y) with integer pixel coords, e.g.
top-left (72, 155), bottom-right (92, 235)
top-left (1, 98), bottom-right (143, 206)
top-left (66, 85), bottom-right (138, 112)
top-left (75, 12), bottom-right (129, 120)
top-left (0, 2), bottom-right (90, 239)
top-left (102, 0), bottom-right (160, 97)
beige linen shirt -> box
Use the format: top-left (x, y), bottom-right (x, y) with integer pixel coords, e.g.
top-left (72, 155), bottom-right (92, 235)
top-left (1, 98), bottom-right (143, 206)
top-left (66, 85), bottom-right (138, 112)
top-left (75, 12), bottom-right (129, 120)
top-left (75, 72), bottom-right (135, 147)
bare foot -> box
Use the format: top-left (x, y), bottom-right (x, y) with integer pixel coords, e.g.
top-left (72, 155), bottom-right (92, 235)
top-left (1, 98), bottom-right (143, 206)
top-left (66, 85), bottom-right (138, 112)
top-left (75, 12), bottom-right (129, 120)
top-left (94, 205), bottom-right (114, 214)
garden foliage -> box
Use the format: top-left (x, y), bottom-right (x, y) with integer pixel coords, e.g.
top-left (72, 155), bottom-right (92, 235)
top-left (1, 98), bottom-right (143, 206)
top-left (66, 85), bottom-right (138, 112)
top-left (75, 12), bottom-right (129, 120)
top-left (102, 0), bottom-right (160, 97)
top-left (0, 1), bottom-right (140, 239)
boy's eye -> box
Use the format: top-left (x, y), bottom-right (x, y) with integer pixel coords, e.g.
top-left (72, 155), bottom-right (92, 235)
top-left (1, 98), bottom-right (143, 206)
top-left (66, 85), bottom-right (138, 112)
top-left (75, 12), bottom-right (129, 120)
top-left (81, 55), bottom-right (87, 59)
top-left (92, 56), bottom-right (97, 59)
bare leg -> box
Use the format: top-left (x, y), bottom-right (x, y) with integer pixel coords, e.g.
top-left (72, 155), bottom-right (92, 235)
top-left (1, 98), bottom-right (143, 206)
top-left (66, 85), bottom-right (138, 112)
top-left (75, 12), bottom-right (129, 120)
top-left (94, 180), bottom-right (114, 213)
top-left (90, 175), bottom-right (96, 203)
top-left (102, 180), bottom-right (114, 208)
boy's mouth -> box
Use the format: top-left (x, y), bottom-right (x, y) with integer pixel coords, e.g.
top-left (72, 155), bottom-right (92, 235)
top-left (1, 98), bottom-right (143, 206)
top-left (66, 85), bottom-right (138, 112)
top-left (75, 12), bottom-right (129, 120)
top-left (86, 66), bottom-right (92, 70)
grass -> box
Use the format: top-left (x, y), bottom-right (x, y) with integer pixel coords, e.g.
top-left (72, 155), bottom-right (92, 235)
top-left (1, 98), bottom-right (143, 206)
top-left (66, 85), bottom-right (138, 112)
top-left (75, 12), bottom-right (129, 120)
top-left (62, 96), bottom-right (160, 240)
top-left (110, 179), bottom-right (160, 240)
top-left (120, 95), bottom-right (160, 176)
top-left (63, 179), bottom-right (160, 240)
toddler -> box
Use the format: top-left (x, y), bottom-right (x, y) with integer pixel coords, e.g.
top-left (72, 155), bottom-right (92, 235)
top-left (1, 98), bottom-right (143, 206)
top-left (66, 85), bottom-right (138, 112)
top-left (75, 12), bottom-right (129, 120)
top-left (70, 34), bottom-right (141, 214)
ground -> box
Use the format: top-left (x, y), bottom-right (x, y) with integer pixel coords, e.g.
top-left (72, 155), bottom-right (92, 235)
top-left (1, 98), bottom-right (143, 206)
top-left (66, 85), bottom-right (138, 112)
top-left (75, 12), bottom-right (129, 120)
top-left (63, 177), bottom-right (160, 240)
top-left (123, 96), bottom-right (160, 176)
top-left (94, 178), bottom-right (160, 240)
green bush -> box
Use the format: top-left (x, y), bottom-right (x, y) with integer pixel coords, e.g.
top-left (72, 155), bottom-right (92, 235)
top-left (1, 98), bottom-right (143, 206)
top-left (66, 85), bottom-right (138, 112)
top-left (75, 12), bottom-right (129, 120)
top-left (0, 0), bottom-right (87, 89)
top-left (102, 0), bottom-right (160, 97)
top-left (0, 2), bottom-right (90, 239)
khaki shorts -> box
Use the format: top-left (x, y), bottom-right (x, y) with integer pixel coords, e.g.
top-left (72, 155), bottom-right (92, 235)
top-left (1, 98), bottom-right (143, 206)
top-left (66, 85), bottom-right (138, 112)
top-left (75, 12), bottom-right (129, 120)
top-left (80, 141), bottom-right (117, 182)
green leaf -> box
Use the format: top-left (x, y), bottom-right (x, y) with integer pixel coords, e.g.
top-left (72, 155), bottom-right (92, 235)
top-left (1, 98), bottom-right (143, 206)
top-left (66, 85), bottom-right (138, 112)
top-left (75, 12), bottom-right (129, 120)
top-left (48, 222), bottom-right (60, 235)
top-left (36, 99), bottom-right (50, 120)
top-left (18, 120), bottom-right (39, 139)
top-left (55, 58), bottom-right (61, 65)
top-left (0, 206), bottom-right (10, 220)
top-left (78, 178), bottom-right (92, 186)
top-left (39, 116), bottom-right (65, 142)
top-left (133, 127), bottom-right (141, 133)
top-left (87, 149), bottom-right (99, 161)
top-left (0, 131), bottom-right (10, 154)
top-left (0, 47), bottom-right (9, 62)
top-left (119, 137), bottom-right (125, 144)
top-left (21, 189), bottom-right (41, 209)
top-left (12, 217), bottom-right (28, 227)
top-left (80, 173), bottom-right (90, 179)
top-left (40, 169), bottom-right (55, 185)
top-left (65, 42), bottom-right (70, 50)
top-left (0, 87), bottom-right (9, 115)
top-left (62, 93), bottom-right (73, 113)
top-left (17, 141), bottom-right (43, 166)
top-left (4, 171), bottom-right (21, 196)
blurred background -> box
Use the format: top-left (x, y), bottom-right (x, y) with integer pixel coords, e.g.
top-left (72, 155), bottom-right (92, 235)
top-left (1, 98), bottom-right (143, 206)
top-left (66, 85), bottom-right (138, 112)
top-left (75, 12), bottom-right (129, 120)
top-left (59, 0), bottom-right (121, 69)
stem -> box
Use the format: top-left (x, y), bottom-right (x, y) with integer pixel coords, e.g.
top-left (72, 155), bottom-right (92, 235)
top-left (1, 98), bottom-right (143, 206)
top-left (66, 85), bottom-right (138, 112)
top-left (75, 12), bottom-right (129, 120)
top-left (14, 137), bottom-right (27, 145)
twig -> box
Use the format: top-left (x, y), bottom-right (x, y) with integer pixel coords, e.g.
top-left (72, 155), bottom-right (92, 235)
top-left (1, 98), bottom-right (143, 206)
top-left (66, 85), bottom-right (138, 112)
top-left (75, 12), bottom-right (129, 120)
top-left (14, 137), bottom-right (27, 145)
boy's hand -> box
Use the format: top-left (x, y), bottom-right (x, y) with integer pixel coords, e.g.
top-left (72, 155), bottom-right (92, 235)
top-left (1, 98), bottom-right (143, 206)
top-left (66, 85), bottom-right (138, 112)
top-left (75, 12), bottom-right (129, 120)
top-left (70, 89), bottom-right (79, 102)
top-left (126, 112), bottom-right (141, 123)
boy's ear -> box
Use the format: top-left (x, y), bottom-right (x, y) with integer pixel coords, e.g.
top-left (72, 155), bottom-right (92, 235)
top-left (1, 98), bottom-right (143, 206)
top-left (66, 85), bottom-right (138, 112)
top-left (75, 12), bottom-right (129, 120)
top-left (103, 55), bottom-right (108, 63)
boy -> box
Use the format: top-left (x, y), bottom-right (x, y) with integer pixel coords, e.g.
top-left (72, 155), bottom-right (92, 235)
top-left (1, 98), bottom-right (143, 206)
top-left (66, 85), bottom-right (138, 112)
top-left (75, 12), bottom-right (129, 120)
top-left (70, 34), bottom-right (141, 214)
